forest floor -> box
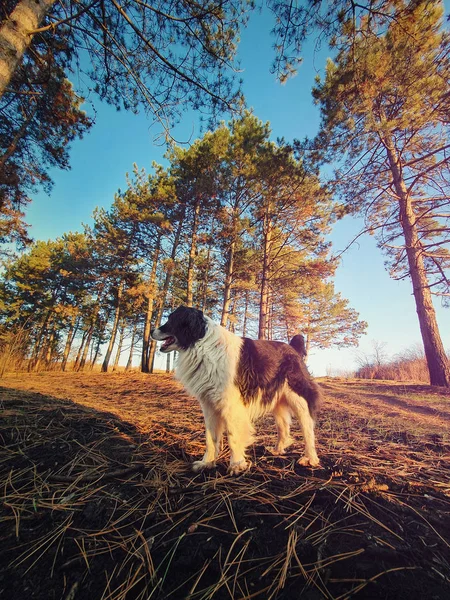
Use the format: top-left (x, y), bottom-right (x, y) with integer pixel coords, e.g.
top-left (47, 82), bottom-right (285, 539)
top-left (0, 371), bottom-right (449, 600)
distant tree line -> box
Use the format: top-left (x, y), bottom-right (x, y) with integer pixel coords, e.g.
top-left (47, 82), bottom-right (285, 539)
top-left (0, 113), bottom-right (367, 374)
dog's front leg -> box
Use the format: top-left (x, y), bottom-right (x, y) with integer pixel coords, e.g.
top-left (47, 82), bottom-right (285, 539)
top-left (192, 406), bottom-right (224, 473)
top-left (224, 396), bottom-right (254, 476)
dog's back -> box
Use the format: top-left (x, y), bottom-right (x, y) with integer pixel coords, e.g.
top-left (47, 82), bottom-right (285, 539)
top-left (235, 337), bottom-right (321, 419)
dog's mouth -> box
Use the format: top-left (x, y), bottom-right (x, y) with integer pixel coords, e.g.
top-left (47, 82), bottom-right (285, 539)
top-left (160, 336), bottom-right (176, 351)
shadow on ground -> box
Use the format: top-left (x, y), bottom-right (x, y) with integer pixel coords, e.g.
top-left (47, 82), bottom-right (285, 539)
top-left (1, 378), bottom-right (450, 600)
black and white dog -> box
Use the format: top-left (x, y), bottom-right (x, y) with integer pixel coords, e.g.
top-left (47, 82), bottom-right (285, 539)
top-left (151, 306), bottom-right (321, 475)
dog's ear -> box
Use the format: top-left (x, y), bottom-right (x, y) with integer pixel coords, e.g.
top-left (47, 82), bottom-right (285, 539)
top-left (176, 308), bottom-right (206, 349)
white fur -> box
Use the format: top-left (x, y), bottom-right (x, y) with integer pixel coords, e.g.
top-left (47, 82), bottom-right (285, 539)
top-left (171, 317), bottom-right (319, 474)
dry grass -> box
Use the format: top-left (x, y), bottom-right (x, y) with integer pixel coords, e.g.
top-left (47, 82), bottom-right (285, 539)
top-left (0, 372), bottom-right (449, 599)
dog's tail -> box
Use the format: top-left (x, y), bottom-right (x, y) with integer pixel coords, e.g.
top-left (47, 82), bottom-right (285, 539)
top-left (289, 334), bottom-right (307, 359)
top-left (288, 335), bottom-right (322, 419)
top-left (299, 375), bottom-right (322, 420)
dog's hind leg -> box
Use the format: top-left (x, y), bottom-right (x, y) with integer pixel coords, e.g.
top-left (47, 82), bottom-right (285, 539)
top-left (284, 389), bottom-right (320, 467)
top-left (271, 400), bottom-right (293, 455)
top-left (192, 406), bottom-right (224, 473)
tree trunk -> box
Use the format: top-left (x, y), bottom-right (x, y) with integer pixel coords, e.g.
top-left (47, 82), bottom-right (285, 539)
top-left (90, 337), bottom-right (102, 370)
top-left (0, 0), bottom-right (56, 98)
top-left (44, 326), bottom-right (56, 366)
top-left (148, 216), bottom-right (185, 372)
top-left (77, 322), bottom-right (94, 371)
top-left (61, 316), bottom-right (79, 371)
top-left (73, 329), bottom-right (88, 371)
top-left (221, 227), bottom-right (237, 327)
top-left (199, 221), bottom-right (215, 312)
top-left (30, 310), bottom-right (52, 371)
top-left (258, 201), bottom-right (273, 339)
top-left (384, 137), bottom-right (450, 387)
top-left (126, 322), bottom-right (138, 371)
top-left (78, 303), bottom-right (102, 372)
top-left (102, 281), bottom-right (124, 372)
top-left (141, 236), bottom-right (161, 372)
top-left (186, 197), bottom-right (201, 307)
top-left (112, 321), bottom-right (125, 371)
top-left (242, 290), bottom-right (249, 337)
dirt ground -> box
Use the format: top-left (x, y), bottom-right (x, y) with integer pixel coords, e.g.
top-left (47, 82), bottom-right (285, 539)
top-left (0, 371), bottom-right (449, 600)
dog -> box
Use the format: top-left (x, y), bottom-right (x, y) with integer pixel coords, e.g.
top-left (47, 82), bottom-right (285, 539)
top-left (151, 306), bottom-right (321, 475)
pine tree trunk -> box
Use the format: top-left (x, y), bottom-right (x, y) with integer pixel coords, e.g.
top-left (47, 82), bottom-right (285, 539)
top-left (186, 197), bottom-right (200, 307)
top-left (102, 281), bottom-right (124, 372)
top-left (221, 240), bottom-right (236, 327)
top-left (78, 323), bottom-right (94, 371)
top-left (44, 327), bottom-right (56, 366)
top-left (199, 222), bottom-right (215, 311)
top-left (0, 0), bottom-right (56, 98)
top-left (112, 321), bottom-right (125, 371)
top-left (221, 205), bottom-right (239, 327)
top-left (61, 316), bottom-right (79, 371)
top-left (242, 290), bottom-right (249, 337)
top-left (384, 138), bottom-right (450, 387)
top-left (73, 329), bottom-right (88, 371)
top-left (30, 310), bottom-right (52, 371)
top-left (141, 237), bottom-right (161, 373)
top-left (78, 304), bottom-right (101, 372)
top-left (126, 322), bottom-right (138, 371)
top-left (148, 216), bottom-right (185, 372)
top-left (90, 337), bottom-right (102, 370)
top-left (258, 202), bottom-right (273, 339)
top-left (268, 292), bottom-right (274, 340)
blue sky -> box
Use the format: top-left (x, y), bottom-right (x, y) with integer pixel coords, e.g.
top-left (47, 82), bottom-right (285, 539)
top-left (26, 6), bottom-right (449, 376)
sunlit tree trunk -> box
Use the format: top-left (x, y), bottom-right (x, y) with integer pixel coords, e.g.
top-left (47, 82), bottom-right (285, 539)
top-left (102, 281), bottom-right (124, 372)
top-left (126, 321), bottom-right (138, 371)
top-left (61, 315), bottom-right (79, 371)
top-left (141, 235), bottom-right (161, 373)
top-left (148, 216), bottom-right (185, 372)
top-left (43, 326), bottom-right (56, 367)
top-left (112, 321), bottom-right (125, 371)
top-left (30, 310), bottom-right (52, 371)
top-left (199, 221), bottom-right (215, 312)
top-left (77, 322), bottom-right (94, 372)
top-left (73, 328), bottom-right (88, 371)
top-left (242, 290), bottom-right (250, 337)
top-left (90, 337), bottom-right (102, 370)
top-left (384, 136), bottom-right (450, 387)
top-left (186, 197), bottom-right (200, 307)
top-left (221, 208), bottom-right (238, 327)
top-left (258, 201), bottom-right (273, 339)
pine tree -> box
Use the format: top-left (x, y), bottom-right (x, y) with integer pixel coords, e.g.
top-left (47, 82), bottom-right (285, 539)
top-left (311, 0), bottom-right (450, 386)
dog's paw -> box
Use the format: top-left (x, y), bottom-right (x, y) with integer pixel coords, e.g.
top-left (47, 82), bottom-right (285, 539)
top-left (297, 455), bottom-right (320, 468)
top-left (227, 460), bottom-right (251, 476)
top-left (268, 446), bottom-right (286, 456)
top-left (192, 460), bottom-right (215, 473)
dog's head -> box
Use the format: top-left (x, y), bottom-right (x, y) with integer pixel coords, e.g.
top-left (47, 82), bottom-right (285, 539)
top-left (151, 306), bottom-right (207, 353)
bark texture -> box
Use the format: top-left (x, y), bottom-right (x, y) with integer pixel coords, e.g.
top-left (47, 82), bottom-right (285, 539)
top-left (0, 0), bottom-right (56, 98)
